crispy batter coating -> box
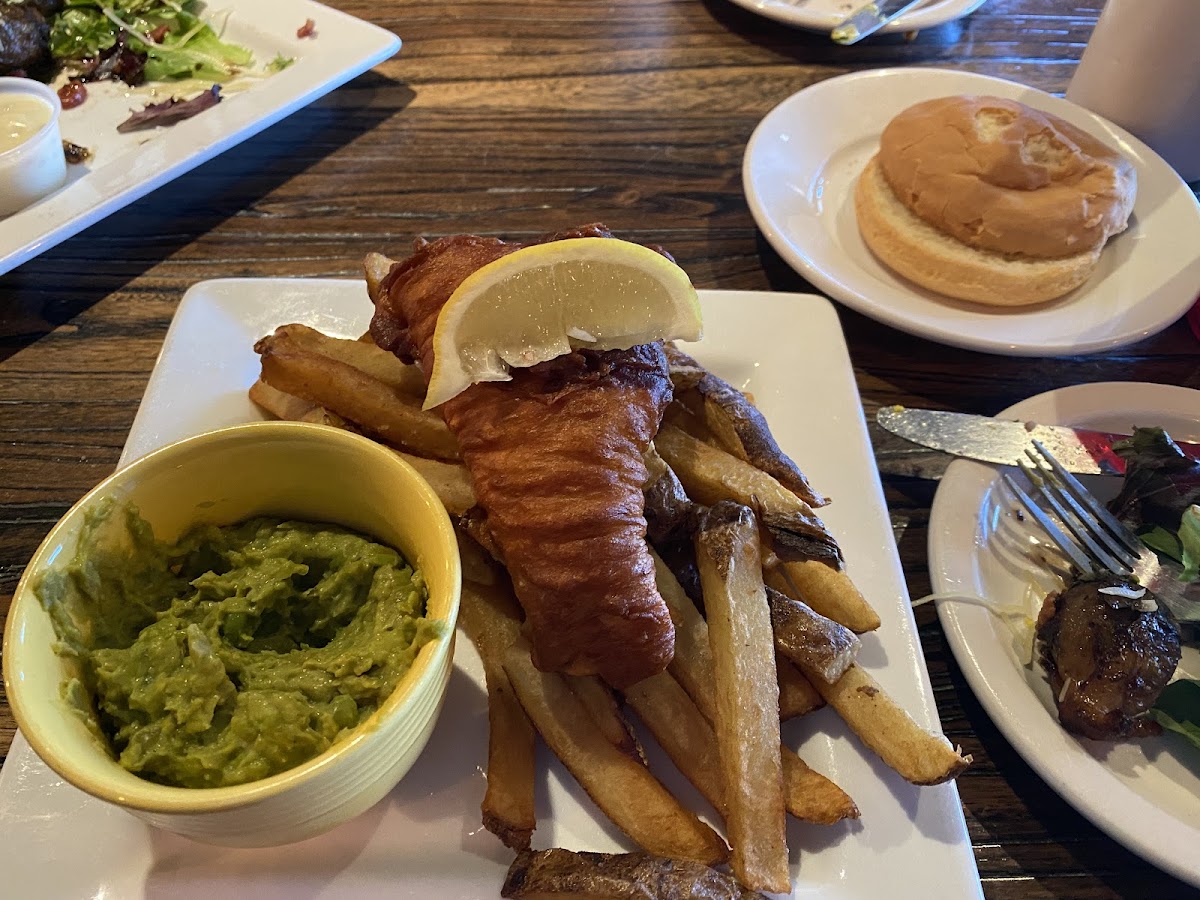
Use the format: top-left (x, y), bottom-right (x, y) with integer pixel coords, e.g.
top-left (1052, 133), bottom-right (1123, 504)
top-left (370, 224), bottom-right (676, 688)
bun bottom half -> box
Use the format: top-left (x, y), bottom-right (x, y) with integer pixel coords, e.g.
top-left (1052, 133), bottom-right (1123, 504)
top-left (854, 156), bottom-right (1101, 307)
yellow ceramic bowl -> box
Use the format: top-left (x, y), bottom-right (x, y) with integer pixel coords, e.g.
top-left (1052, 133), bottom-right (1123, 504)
top-left (3, 422), bottom-right (461, 847)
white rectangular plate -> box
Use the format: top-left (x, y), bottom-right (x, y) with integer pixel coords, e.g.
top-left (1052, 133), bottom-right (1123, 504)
top-left (0, 3), bottom-right (400, 277)
top-left (0, 279), bottom-right (981, 898)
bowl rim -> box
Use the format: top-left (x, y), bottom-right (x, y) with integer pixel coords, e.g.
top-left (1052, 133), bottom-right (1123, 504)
top-left (0, 76), bottom-right (63, 162)
top-left (2, 420), bottom-right (462, 813)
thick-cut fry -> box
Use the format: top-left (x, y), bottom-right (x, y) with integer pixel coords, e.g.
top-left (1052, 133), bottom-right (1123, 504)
top-left (391, 451), bottom-right (477, 516)
top-left (258, 344), bottom-right (461, 459)
top-left (696, 502), bottom-right (789, 893)
top-left (482, 668), bottom-right (537, 850)
top-left (813, 663), bottom-right (971, 786)
top-left (363, 252), bottom-right (398, 306)
top-left (780, 749), bottom-right (859, 825)
top-left (257, 323), bottom-right (428, 397)
top-left (622, 671), bottom-right (727, 816)
top-left (766, 559), bottom-right (881, 634)
top-left (656, 424), bottom-right (842, 567)
top-left (653, 550), bottom-right (822, 721)
top-left (249, 378), bottom-right (317, 420)
top-left (769, 587), bottom-right (861, 684)
top-left (776, 654), bottom-right (823, 719)
top-left (502, 640), bottom-right (729, 866)
top-left (565, 675), bottom-right (644, 764)
top-left (459, 579), bottom-right (537, 851)
top-left (663, 346), bottom-right (827, 509)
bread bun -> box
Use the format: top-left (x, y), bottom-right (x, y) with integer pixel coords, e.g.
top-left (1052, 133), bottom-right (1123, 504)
top-left (855, 95), bottom-right (1136, 306)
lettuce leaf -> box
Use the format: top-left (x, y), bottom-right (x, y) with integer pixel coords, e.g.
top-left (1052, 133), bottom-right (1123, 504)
top-left (1150, 679), bottom-right (1200, 751)
top-left (1181, 505), bottom-right (1200, 582)
top-left (49, 0), bottom-right (253, 83)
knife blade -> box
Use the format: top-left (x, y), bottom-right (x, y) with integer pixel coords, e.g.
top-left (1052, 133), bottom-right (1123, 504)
top-left (876, 406), bottom-right (1200, 475)
top-left (831, 0), bottom-right (925, 44)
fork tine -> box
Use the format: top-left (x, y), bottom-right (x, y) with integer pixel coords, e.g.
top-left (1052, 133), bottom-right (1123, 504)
top-left (1017, 459), bottom-right (1135, 577)
top-left (1024, 449), bottom-right (1141, 569)
top-left (1030, 439), bottom-right (1144, 556)
top-left (1001, 473), bottom-right (1099, 576)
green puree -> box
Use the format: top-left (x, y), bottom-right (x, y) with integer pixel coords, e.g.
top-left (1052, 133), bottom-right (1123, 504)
top-left (36, 500), bottom-right (438, 789)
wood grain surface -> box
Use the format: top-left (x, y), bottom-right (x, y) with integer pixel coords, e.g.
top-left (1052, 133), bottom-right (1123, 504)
top-left (2, 0), bottom-right (1198, 897)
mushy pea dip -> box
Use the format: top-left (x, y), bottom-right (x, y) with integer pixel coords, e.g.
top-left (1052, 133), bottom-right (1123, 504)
top-left (35, 499), bottom-right (440, 789)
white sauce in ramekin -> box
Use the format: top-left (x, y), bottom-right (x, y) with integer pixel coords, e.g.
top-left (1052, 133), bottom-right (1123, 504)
top-left (0, 77), bottom-right (67, 217)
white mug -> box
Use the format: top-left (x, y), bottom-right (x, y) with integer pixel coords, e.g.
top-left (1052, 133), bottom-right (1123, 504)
top-left (1066, 0), bottom-right (1200, 183)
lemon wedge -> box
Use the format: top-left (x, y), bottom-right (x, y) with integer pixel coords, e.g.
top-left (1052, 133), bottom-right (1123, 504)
top-left (423, 237), bottom-right (703, 409)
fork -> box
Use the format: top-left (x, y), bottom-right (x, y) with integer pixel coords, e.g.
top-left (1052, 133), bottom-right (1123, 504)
top-left (1001, 440), bottom-right (1200, 628)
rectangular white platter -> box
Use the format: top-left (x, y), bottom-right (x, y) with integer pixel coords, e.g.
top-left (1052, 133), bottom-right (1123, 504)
top-left (0, 279), bottom-right (982, 899)
top-left (0, 2), bottom-right (400, 277)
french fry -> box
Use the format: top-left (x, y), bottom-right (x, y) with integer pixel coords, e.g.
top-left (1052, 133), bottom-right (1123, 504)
top-left (459, 579), bottom-right (537, 851)
top-left (257, 344), bottom-right (461, 460)
top-left (363, 252), bottom-right (397, 305)
top-left (695, 502), bottom-right (789, 893)
top-left (502, 639), bottom-right (729, 866)
top-left (251, 377), bottom-right (476, 515)
top-left (768, 587), bottom-right (861, 684)
top-left (622, 671), bottom-right (727, 817)
top-left (812, 663), bottom-right (971, 786)
top-left (656, 546), bottom-right (853, 824)
top-left (248, 378), bottom-right (318, 420)
top-left (258, 323), bottom-right (427, 397)
top-left (653, 551), bottom-right (821, 721)
top-left (776, 654), bottom-right (823, 720)
top-left (766, 559), bottom-right (881, 634)
top-left (565, 675), bottom-right (644, 764)
top-left (780, 749), bottom-right (859, 825)
top-left (664, 346), bottom-right (827, 509)
top-left (655, 424), bottom-right (842, 568)
top-left (392, 451), bottom-right (477, 516)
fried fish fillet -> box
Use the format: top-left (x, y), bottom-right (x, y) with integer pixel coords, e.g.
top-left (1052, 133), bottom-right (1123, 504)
top-left (369, 224), bottom-right (676, 688)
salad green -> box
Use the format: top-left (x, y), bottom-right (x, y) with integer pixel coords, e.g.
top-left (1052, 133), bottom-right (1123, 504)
top-left (49, 0), bottom-right (253, 84)
top-left (1150, 679), bottom-right (1200, 751)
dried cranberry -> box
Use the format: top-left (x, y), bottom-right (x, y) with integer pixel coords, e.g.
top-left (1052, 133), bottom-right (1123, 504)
top-left (297, 18), bottom-right (316, 38)
top-left (57, 81), bottom-right (87, 109)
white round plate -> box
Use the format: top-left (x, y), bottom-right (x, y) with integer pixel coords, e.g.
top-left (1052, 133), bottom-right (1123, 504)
top-left (743, 67), bottom-right (1200, 356)
top-left (929, 381), bottom-right (1200, 887)
top-left (726, 0), bottom-right (987, 33)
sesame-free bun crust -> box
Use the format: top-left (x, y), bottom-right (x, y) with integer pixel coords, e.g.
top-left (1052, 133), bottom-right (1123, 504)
top-left (855, 155), bottom-right (1101, 307)
top-left (879, 96), bottom-right (1136, 260)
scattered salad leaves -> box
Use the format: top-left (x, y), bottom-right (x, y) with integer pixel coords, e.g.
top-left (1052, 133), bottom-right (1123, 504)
top-left (266, 53), bottom-right (293, 73)
top-left (1110, 427), bottom-right (1200, 533)
top-left (1109, 428), bottom-right (1200, 584)
top-left (116, 82), bottom-right (219, 132)
top-left (49, 0), bottom-right (253, 85)
top-left (1149, 679), bottom-right (1200, 751)
top-left (1182, 505), bottom-right (1200, 582)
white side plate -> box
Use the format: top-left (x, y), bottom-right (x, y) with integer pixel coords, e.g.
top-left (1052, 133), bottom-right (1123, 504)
top-left (743, 68), bottom-right (1200, 356)
top-left (0, 280), bottom-right (981, 899)
top-left (0, 2), bottom-right (400, 277)
top-left (930, 382), bottom-right (1200, 887)
top-left (723, 0), bottom-right (987, 33)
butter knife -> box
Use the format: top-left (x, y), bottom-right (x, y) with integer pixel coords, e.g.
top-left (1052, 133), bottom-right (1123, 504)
top-left (831, 0), bottom-right (925, 44)
top-left (876, 406), bottom-right (1200, 475)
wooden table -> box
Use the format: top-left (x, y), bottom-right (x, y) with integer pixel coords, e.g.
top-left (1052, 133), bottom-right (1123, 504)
top-left (2, 1), bottom-right (1197, 897)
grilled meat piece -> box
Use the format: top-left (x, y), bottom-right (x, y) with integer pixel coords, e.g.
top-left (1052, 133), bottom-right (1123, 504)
top-left (1036, 578), bottom-right (1181, 740)
top-left (0, 2), bottom-right (54, 75)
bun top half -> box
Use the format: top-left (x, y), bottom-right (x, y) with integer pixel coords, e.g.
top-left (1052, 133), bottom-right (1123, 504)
top-left (878, 95), bottom-right (1136, 259)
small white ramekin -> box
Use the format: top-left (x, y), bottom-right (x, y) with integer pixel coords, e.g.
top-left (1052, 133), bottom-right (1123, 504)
top-left (3, 421), bottom-right (461, 847)
top-left (0, 77), bottom-right (67, 217)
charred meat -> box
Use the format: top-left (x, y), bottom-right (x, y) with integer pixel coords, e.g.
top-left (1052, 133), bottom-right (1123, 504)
top-left (1036, 578), bottom-right (1181, 740)
top-left (0, 1), bottom-right (60, 76)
